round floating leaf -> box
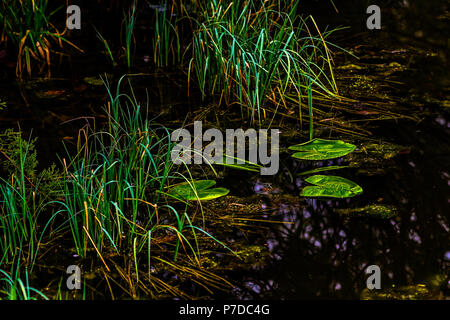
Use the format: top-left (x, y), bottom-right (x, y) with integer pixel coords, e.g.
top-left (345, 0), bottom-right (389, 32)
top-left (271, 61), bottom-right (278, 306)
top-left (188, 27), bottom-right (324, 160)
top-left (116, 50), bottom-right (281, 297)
top-left (298, 165), bottom-right (349, 176)
top-left (301, 175), bottom-right (363, 198)
top-left (289, 138), bottom-right (356, 160)
top-left (213, 155), bottom-right (262, 172)
top-left (168, 180), bottom-right (229, 201)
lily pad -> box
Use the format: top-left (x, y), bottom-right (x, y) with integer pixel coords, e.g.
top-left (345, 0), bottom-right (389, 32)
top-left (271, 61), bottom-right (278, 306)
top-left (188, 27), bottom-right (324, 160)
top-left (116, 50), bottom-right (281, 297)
top-left (301, 175), bottom-right (363, 198)
top-left (289, 138), bottom-right (356, 160)
top-left (168, 180), bottom-right (229, 201)
top-left (298, 165), bottom-right (349, 176)
top-left (213, 155), bottom-right (262, 172)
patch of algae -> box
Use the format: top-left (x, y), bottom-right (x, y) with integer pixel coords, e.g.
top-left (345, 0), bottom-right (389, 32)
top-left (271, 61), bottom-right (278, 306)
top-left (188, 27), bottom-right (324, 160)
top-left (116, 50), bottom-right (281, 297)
top-left (347, 142), bottom-right (410, 176)
top-left (198, 244), bottom-right (270, 272)
top-left (336, 204), bottom-right (398, 219)
top-left (235, 245), bottom-right (267, 264)
top-left (361, 284), bottom-right (439, 300)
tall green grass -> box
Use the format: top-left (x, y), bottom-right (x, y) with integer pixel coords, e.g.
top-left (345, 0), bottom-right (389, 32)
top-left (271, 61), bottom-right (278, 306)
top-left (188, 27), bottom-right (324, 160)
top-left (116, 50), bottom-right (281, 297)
top-left (94, 26), bottom-right (117, 67)
top-left (153, 1), bottom-right (181, 67)
top-left (57, 75), bottom-right (230, 274)
top-left (0, 133), bottom-right (40, 266)
top-left (123, 1), bottom-right (137, 69)
top-left (0, 75), bottom-right (234, 298)
top-left (185, 0), bottom-right (341, 135)
top-left (0, 266), bottom-right (48, 300)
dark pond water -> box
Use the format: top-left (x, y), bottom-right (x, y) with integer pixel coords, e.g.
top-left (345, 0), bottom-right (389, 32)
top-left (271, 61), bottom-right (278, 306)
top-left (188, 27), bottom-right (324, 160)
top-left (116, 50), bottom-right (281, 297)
top-left (0, 0), bottom-right (448, 299)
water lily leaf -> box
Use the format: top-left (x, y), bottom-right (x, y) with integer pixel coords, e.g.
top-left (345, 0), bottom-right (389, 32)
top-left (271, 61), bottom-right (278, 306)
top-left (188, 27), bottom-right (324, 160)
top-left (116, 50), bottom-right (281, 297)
top-left (301, 175), bottom-right (363, 198)
top-left (298, 165), bottom-right (349, 176)
top-left (289, 138), bottom-right (356, 160)
top-left (213, 155), bottom-right (262, 172)
top-left (168, 180), bottom-right (229, 201)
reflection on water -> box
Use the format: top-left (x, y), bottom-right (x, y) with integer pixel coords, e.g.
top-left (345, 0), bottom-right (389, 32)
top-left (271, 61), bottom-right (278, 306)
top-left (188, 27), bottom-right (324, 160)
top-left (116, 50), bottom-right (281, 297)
top-left (229, 123), bottom-right (449, 298)
top-left (223, 0), bottom-right (450, 299)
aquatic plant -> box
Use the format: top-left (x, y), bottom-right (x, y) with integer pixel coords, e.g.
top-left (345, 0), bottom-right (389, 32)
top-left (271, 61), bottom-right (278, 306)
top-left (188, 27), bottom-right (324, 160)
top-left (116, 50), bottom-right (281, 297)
top-left (212, 155), bottom-right (262, 173)
top-left (94, 27), bottom-right (117, 67)
top-left (0, 129), bottom-right (62, 267)
top-left (153, 1), bottom-right (180, 67)
top-left (336, 204), bottom-right (399, 219)
top-left (123, 1), bottom-right (137, 68)
top-left (289, 138), bottom-right (363, 198)
top-left (300, 175), bottom-right (363, 198)
top-left (0, 76), bottom-right (237, 298)
top-left (289, 138), bottom-right (356, 160)
top-left (186, 0), bottom-right (340, 130)
top-left (0, 131), bottom-right (39, 266)
top-left (0, 267), bottom-right (48, 300)
top-left (0, 98), bottom-right (6, 109)
top-left (168, 180), bottom-right (229, 201)
top-left (0, 0), bottom-right (82, 78)
top-left (56, 75), bottom-right (233, 274)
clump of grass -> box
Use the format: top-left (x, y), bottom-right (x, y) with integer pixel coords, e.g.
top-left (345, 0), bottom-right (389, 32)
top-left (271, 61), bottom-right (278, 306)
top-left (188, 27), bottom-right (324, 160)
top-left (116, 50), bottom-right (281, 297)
top-left (152, 1), bottom-right (181, 67)
top-left (0, 0), bottom-right (82, 78)
top-left (0, 131), bottom-right (39, 266)
top-left (186, 0), bottom-right (342, 135)
top-left (123, 1), bottom-right (137, 69)
top-left (0, 129), bottom-right (62, 267)
top-left (57, 76), bottom-right (231, 276)
top-left (0, 76), bottom-right (234, 298)
top-left (0, 266), bottom-right (48, 300)
top-left (94, 26), bottom-right (117, 67)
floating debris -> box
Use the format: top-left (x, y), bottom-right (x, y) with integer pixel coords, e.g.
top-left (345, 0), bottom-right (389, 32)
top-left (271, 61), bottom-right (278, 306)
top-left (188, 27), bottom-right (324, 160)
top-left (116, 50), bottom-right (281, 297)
top-left (347, 142), bottom-right (410, 176)
top-left (361, 284), bottom-right (439, 300)
top-left (336, 204), bottom-right (399, 219)
top-left (83, 76), bottom-right (106, 86)
top-left (337, 63), bottom-right (363, 71)
top-left (35, 89), bottom-right (67, 99)
top-left (235, 245), bottom-right (268, 265)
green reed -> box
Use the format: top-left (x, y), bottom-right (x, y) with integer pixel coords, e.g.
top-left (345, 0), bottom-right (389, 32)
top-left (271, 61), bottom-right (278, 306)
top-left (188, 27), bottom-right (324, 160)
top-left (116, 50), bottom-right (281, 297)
top-left (153, 1), bottom-right (181, 67)
top-left (123, 1), bottom-right (137, 69)
top-left (186, 0), bottom-right (341, 135)
top-left (0, 264), bottom-right (48, 300)
top-left (0, 135), bottom-right (38, 266)
top-left (57, 75), bottom-right (231, 274)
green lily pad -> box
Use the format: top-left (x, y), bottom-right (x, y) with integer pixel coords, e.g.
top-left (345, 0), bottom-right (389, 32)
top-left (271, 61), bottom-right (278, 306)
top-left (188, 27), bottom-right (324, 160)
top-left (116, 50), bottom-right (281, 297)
top-left (298, 165), bottom-right (349, 176)
top-left (289, 138), bottom-right (356, 160)
top-left (213, 155), bottom-right (262, 172)
top-left (168, 180), bottom-right (229, 201)
top-left (301, 175), bottom-right (363, 198)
